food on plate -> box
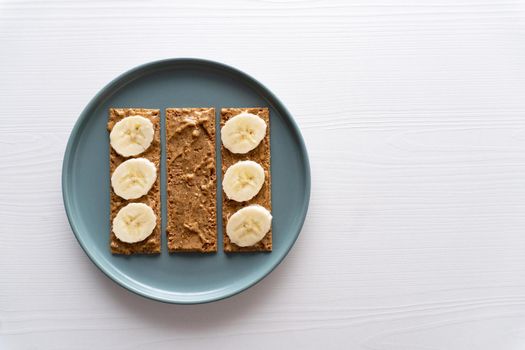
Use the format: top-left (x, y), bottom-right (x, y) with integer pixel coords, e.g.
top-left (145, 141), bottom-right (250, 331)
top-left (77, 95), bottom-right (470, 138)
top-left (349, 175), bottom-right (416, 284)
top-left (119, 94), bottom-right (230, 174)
top-left (226, 205), bottom-right (272, 247)
top-left (221, 112), bottom-right (267, 154)
top-left (111, 158), bottom-right (156, 200)
top-left (222, 160), bottom-right (265, 202)
top-left (110, 115), bottom-right (154, 157)
top-left (166, 108), bottom-right (217, 253)
top-left (221, 108), bottom-right (272, 252)
top-left (108, 108), bottom-right (161, 255)
top-left (112, 203), bottom-right (157, 244)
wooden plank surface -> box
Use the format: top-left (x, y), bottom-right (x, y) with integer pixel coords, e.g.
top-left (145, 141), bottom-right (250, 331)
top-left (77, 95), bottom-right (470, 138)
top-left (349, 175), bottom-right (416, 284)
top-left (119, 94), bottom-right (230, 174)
top-left (2, 0), bottom-right (525, 349)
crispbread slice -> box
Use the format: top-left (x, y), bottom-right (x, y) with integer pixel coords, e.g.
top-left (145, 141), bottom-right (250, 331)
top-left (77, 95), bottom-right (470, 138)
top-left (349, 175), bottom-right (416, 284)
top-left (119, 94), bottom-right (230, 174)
top-left (166, 108), bottom-right (217, 253)
top-left (221, 107), bottom-right (272, 252)
top-left (108, 108), bottom-right (161, 255)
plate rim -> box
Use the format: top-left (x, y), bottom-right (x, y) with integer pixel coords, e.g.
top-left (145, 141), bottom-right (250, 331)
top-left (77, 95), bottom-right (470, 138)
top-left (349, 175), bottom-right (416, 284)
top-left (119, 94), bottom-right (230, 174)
top-left (62, 58), bottom-right (311, 304)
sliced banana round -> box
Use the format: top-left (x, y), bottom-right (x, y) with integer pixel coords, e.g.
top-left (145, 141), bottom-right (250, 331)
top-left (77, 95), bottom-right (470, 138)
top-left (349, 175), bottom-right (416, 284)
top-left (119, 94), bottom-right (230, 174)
top-left (113, 203), bottom-right (156, 243)
top-left (221, 112), bottom-right (267, 154)
top-left (110, 116), bottom-right (155, 157)
top-left (111, 158), bottom-right (156, 200)
top-left (226, 205), bottom-right (272, 247)
top-left (223, 160), bottom-right (265, 202)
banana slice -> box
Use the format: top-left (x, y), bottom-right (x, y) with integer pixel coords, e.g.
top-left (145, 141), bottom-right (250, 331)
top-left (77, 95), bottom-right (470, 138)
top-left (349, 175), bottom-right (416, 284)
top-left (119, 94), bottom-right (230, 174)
top-left (110, 116), bottom-right (155, 157)
top-left (221, 112), bottom-right (267, 154)
top-left (226, 205), bottom-right (272, 247)
top-left (223, 160), bottom-right (265, 202)
top-left (113, 203), bottom-right (157, 243)
top-left (111, 158), bottom-right (157, 200)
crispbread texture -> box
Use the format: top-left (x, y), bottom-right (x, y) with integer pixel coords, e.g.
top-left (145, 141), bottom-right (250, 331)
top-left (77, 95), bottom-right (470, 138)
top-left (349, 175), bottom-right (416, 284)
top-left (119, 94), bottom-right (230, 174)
top-left (108, 108), bottom-right (161, 255)
top-left (166, 108), bottom-right (217, 253)
top-left (221, 108), bottom-right (272, 252)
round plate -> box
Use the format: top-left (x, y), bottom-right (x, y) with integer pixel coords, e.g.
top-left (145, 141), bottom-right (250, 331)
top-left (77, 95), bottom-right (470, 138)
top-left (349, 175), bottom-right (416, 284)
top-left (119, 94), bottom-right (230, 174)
top-left (62, 58), bottom-right (310, 304)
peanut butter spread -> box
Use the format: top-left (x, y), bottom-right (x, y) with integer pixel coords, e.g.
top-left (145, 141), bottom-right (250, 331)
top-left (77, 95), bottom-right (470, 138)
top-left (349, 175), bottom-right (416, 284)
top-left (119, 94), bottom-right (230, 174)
top-left (166, 108), bottom-right (217, 252)
top-left (108, 108), bottom-right (161, 255)
top-left (221, 108), bottom-right (272, 252)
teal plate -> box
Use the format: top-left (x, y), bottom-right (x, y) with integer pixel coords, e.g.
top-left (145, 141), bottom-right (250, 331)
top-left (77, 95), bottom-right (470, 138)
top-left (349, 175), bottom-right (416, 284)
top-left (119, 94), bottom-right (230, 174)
top-left (62, 58), bottom-right (310, 304)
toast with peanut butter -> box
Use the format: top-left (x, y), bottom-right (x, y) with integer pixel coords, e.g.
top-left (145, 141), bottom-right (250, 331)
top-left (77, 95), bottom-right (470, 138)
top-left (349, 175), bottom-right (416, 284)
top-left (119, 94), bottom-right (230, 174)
top-left (108, 108), bottom-right (161, 255)
top-left (166, 108), bottom-right (217, 253)
top-left (221, 107), bottom-right (272, 252)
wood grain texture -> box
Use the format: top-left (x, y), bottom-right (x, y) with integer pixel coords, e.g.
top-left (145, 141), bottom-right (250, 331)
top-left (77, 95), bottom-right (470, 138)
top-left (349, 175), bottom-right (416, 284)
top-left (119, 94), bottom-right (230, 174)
top-left (2, 0), bottom-right (525, 349)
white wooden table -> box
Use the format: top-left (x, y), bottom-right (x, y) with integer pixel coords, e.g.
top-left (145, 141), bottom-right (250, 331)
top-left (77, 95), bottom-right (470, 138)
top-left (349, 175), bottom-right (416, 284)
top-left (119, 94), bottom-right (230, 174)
top-left (2, 0), bottom-right (525, 348)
